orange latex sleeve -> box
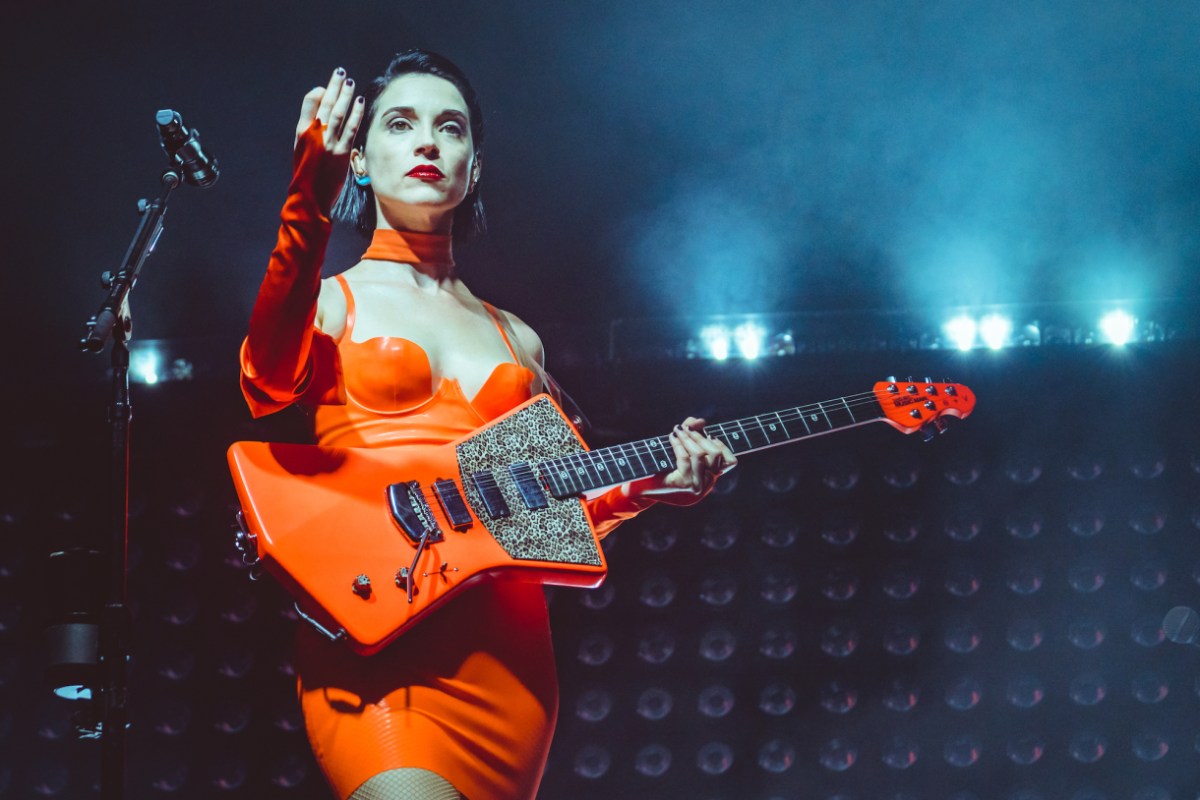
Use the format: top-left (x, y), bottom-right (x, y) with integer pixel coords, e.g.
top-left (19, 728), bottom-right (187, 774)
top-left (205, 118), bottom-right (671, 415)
top-left (585, 477), bottom-right (659, 539)
top-left (240, 119), bottom-right (349, 418)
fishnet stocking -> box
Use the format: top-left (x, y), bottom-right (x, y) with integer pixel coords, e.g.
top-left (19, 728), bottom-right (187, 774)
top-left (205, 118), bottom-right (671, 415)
top-left (348, 768), bottom-right (465, 800)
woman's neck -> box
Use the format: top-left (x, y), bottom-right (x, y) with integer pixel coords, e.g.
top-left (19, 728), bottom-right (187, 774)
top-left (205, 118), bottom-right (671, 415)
top-left (359, 227), bottom-right (456, 288)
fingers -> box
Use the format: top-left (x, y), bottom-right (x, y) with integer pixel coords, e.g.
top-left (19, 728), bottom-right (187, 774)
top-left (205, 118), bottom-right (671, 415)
top-left (315, 68), bottom-right (347, 127)
top-left (326, 75), bottom-right (357, 142)
top-left (295, 68), bottom-right (365, 152)
top-left (296, 86), bottom-right (325, 139)
top-left (671, 418), bottom-right (738, 487)
top-left (334, 94), bottom-right (366, 155)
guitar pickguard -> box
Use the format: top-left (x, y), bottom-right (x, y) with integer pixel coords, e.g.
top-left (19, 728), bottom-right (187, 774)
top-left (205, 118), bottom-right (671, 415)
top-left (456, 396), bottom-right (602, 567)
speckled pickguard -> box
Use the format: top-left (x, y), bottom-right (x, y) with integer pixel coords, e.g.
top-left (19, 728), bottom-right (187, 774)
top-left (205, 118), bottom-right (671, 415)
top-left (456, 397), bottom-right (602, 566)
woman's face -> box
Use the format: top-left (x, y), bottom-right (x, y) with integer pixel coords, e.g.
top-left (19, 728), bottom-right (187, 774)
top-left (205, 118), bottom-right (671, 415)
top-left (353, 73), bottom-right (477, 233)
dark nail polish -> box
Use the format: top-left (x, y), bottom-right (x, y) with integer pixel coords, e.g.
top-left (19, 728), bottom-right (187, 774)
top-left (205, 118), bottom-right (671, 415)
top-left (346, 78), bottom-right (354, 87)
top-left (335, 67), bottom-right (346, 76)
top-left (356, 96), bottom-right (364, 103)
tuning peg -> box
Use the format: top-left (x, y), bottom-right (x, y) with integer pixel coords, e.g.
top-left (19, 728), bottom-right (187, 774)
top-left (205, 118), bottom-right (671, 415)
top-left (923, 376), bottom-right (932, 384)
top-left (886, 375), bottom-right (897, 383)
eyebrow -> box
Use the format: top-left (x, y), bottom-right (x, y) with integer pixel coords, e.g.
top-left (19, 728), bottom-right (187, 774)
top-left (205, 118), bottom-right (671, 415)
top-left (380, 106), bottom-right (468, 123)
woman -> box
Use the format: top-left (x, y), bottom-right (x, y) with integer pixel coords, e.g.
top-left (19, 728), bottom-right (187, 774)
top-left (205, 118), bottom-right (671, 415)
top-left (240, 50), bottom-right (736, 800)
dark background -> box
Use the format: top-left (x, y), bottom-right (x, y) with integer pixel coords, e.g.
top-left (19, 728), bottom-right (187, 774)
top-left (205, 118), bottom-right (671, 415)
top-left (6, 1), bottom-right (1200, 798)
top-left (9, 0), bottom-right (1200, 375)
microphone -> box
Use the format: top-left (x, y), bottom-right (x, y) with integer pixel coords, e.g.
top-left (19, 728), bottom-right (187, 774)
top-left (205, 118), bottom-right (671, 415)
top-left (155, 109), bottom-right (219, 187)
top-left (1163, 606), bottom-right (1200, 646)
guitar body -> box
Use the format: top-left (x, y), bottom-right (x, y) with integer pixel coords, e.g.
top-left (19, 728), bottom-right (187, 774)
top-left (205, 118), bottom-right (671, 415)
top-left (228, 395), bottom-right (606, 656)
top-left (228, 379), bottom-right (975, 656)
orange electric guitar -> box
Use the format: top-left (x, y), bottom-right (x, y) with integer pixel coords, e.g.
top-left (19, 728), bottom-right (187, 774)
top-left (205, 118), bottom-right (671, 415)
top-left (228, 379), bottom-right (974, 655)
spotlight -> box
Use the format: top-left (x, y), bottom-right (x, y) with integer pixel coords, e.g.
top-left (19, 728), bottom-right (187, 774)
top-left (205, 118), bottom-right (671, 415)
top-left (1099, 310), bottom-right (1136, 345)
top-left (732, 321), bottom-right (765, 359)
top-left (131, 348), bottom-right (160, 384)
top-left (978, 314), bottom-right (1012, 350)
top-left (944, 315), bottom-right (977, 351)
top-left (699, 325), bottom-right (731, 360)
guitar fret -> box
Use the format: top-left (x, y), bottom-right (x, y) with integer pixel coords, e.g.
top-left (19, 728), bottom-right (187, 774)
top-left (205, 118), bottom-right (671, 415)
top-left (612, 443), bottom-right (634, 481)
top-left (646, 436), bottom-right (674, 472)
top-left (797, 407), bottom-right (812, 435)
top-left (822, 397), bottom-right (858, 430)
top-left (586, 449), bottom-right (612, 488)
top-left (817, 401), bottom-right (834, 430)
top-left (773, 411), bottom-right (791, 439)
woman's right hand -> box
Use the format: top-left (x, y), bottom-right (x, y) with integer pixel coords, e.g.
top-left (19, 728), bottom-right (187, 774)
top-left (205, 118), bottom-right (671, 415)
top-left (295, 67), bottom-right (365, 156)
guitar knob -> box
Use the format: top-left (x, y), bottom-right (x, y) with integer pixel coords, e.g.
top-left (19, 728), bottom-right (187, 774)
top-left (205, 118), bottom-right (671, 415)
top-left (924, 400), bottom-right (936, 410)
top-left (395, 567), bottom-right (419, 595)
top-left (352, 574), bottom-right (372, 598)
top-left (909, 409), bottom-right (922, 419)
top-left (945, 385), bottom-right (957, 396)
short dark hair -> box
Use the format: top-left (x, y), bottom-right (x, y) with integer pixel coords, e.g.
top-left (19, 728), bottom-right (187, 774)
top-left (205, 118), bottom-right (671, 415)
top-left (332, 49), bottom-right (486, 242)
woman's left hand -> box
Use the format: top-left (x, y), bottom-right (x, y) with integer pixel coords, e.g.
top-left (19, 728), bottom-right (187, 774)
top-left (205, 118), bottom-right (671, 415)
top-left (629, 417), bottom-right (738, 506)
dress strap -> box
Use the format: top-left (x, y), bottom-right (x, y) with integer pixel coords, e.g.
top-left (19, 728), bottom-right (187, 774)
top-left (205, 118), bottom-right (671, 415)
top-left (480, 301), bottom-right (520, 364)
top-left (333, 274), bottom-right (356, 339)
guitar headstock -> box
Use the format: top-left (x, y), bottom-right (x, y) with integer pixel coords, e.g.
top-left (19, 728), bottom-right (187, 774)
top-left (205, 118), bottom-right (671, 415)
top-left (874, 379), bottom-right (976, 438)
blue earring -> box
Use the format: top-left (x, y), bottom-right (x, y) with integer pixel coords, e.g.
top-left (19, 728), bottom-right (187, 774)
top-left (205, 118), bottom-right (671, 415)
top-left (354, 174), bottom-right (371, 187)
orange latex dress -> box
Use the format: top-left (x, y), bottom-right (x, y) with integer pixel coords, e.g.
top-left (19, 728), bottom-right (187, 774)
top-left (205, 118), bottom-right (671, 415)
top-left (239, 121), bottom-right (650, 799)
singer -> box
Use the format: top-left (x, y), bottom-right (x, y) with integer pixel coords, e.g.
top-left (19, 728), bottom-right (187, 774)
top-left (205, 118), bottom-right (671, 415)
top-left (238, 51), bottom-right (736, 800)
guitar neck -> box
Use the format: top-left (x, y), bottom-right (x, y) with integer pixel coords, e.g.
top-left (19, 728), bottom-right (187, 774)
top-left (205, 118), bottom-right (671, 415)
top-left (539, 391), bottom-right (887, 499)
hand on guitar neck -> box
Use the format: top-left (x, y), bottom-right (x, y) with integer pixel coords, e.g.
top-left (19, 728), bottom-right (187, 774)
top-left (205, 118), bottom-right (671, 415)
top-left (621, 416), bottom-right (737, 506)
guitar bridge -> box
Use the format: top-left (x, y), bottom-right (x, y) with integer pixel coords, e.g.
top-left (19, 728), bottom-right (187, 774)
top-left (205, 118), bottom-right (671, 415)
top-left (386, 481), bottom-right (444, 546)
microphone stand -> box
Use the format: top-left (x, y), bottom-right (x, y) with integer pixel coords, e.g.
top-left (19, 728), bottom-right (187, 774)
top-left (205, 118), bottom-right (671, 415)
top-left (77, 166), bottom-right (182, 800)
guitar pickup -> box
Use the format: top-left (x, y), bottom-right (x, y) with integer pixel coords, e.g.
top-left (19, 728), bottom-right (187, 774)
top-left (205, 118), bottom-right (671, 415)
top-left (432, 479), bottom-right (473, 531)
top-left (386, 481), bottom-right (444, 546)
top-left (508, 463), bottom-right (549, 510)
top-left (471, 470), bottom-right (511, 519)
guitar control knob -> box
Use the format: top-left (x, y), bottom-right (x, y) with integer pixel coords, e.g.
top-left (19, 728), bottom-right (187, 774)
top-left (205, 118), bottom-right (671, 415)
top-left (924, 400), bottom-right (936, 410)
top-left (352, 574), bottom-right (372, 598)
top-left (945, 385), bottom-right (957, 396)
top-left (395, 567), bottom-right (419, 595)
top-left (886, 383), bottom-right (899, 394)
top-left (906, 385), bottom-right (918, 394)
top-left (909, 409), bottom-right (922, 419)
top-left (925, 385), bottom-right (938, 395)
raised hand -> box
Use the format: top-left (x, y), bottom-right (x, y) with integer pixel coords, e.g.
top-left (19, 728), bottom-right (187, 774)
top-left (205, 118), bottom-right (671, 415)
top-left (295, 67), bottom-right (365, 155)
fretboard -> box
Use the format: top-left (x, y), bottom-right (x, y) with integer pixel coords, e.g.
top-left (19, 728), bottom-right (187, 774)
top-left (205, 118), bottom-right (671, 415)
top-left (538, 392), bottom-right (886, 499)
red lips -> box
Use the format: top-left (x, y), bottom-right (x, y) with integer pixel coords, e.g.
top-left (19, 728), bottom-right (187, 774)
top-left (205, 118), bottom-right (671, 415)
top-left (406, 165), bottom-right (445, 180)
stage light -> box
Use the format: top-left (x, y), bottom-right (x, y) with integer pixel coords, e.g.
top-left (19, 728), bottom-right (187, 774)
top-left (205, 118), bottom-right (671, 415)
top-left (132, 348), bottom-right (160, 384)
top-left (1099, 309), bottom-right (1135, 345)
top-left (944, 315), bottom-right (977, 351)
top-left (699, 325), bottom-right (731, 360)
top-left (732, 321), bottom-right (765, 359)
top-left (979, 314), bottom-right (1012, 350)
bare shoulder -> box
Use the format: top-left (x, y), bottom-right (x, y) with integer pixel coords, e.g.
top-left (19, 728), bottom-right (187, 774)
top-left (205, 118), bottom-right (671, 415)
top-left (315, 275), bottom-right (348, 340)
top-left (496, 307), bottom-right (544, 367)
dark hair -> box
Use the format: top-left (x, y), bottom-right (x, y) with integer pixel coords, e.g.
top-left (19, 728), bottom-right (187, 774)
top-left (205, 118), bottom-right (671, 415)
top-left (333, 49), bottom-right (486, 242)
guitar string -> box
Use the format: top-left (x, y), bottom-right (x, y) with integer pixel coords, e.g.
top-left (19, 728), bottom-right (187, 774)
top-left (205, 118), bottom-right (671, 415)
top-left (471, 389), bottom-right (955, 487)
top-left (413, 387), bottom-right (966, 506)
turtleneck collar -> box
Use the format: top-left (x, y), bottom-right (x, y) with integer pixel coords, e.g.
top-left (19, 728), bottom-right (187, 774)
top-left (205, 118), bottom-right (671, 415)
top-left (362, 228), bottom-right (455, 267)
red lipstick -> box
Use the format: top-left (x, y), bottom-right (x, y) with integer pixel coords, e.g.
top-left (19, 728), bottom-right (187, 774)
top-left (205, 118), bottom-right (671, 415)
top-left (406, 165), bottom-right (445, 181)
